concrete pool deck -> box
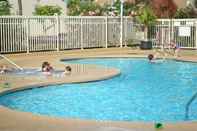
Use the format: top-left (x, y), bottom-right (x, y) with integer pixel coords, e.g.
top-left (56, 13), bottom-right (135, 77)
top-left (0, 47), bottom-right (197, 131)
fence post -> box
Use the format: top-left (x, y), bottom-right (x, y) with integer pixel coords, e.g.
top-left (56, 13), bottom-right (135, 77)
top-left (161, 20), bottom-right (164, 51)
top-left (171, 19), bottom-right (174, 41)
top-left (195, 20), bottom-right (197, 49)
top-left (124, 17), bottom-right (127, 47)
top-left (168, 19), bottom-right (171, 45)
top-left (26, 16), bottom-right (30, 53)
top-left (56, 15), bottom-right (60, 51)
top-left (120, 16), bottom-right (123, 48)
top-left (81, 18), bottom-right (83, 50)
top-left (105, 16), bottom-right (108, 48)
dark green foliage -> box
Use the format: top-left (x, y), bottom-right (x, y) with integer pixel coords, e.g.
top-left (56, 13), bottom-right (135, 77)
top-left (174, 6), bottom-right (197, 18)
top-left (154, 123), bottom-right (163, 129)
top-left (137, 6), bottom-right (157, 40)
top-left (67, 0), bottom-right (81, 16)
top-left (0, 0), bottom-right (11, 15)
top-left (137, 6), bottom-right (157, 27)
top-left (34, 5), bottom-right (62, 16)
top-left (194, 0), bottom-right (197, 8)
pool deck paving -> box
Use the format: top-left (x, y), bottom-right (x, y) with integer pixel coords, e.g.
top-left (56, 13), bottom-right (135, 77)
top-left (0, 47), bottom-right (197, 131)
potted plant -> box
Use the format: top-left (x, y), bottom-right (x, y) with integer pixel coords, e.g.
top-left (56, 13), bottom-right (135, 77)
top-left (137, 6), bottom-right (157, 49)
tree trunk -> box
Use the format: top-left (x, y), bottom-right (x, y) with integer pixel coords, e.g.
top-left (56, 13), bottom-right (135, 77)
top-left (18, 0), bottom-right (23, 15)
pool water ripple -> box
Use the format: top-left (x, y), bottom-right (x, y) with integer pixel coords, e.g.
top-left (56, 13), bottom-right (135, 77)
top-left (0, 58), bottom-right (197, 122)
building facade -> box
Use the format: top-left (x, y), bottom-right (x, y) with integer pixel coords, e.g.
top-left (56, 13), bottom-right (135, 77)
top-left (173, 0), bottom-right (189, 8)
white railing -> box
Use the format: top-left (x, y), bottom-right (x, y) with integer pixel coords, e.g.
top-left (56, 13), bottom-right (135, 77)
top-left (0, 16), bottom-right (197, 53)
top-left (0, 16), bottom-right (134, 53)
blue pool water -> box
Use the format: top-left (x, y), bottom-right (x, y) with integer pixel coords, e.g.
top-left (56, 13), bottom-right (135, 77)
top-left (1, 58), bottom-right (197, 122)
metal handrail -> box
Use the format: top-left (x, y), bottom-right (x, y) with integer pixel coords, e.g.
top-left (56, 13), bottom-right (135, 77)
top-left (0, 54), bottom-right (23, 70)
top-left (185, 92), bottom-right (197, 120)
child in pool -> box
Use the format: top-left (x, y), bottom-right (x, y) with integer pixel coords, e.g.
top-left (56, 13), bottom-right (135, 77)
top-left (41, 61), bottom-right (54, 75)
top-left (0, 65), bottom-right (8, 74)
top-left (170, 41), bottom-right (180, 57)
top-left (63, 66), bottom-right (72, 75)
top-left (148, 54), bottom-right (165, 63)
top-left (148, 54), bottom-right (155, 63)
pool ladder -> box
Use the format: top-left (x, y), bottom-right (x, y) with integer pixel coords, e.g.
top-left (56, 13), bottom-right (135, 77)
top-left (185, 91), bottom-right (197, 120)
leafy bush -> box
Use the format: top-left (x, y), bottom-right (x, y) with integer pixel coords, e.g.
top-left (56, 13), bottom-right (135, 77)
top-left (101, 0), bottom-right (137, 16)
top-left (67, 0), bottom-right (102, 16)
top-left (67, 0), bottom-right (81, 16)
top-left (174, 6), bottom-right (197, 18)
top-left (80, 1), bottom-right (102, 16)
top-left (34, 5), bottom-right (62, 16)
top-left (0, 0), bottom-right (11, 15)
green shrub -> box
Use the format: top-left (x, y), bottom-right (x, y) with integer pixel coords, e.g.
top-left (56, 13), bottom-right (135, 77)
top-left (0, 0), bottom-right (11, 15)
top-left (174, 6), bottom-right (197, 18)
top-left (34, 5), bottom-right (62, 16)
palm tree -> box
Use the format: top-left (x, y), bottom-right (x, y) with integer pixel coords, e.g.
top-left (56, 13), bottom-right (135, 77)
top-left (137, 6), bottom-right (157, 41)
top-left (17, 0), bottom-right (22, 15)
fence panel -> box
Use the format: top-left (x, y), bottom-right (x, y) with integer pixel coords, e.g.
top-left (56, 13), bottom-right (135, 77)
top-left (82, 17), bottom-right (106, 48)
top-left (0, 16), bottom-right (27, 53)
top-left (59, 17), bottom-right (81, 49)
top-left (123, 17), bottom-right (133, 46)
top-left (172, 19), bottom-right (196, 49)
top-left (107, 17), bottom-right (121, 47)
top-left (149, 19), bottom-right (196, 49)
top-left (1, 16), bottom-right (197, 53)
top-left (28, 16), bottom-right (58, 51)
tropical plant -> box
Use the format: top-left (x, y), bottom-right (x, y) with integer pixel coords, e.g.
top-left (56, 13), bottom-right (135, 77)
top-left (137, 6), bottom-right (157, 41)
top-left (34, 5), bottom-right (62, 16)
top-left (0, 0), bottom-right (11, 15)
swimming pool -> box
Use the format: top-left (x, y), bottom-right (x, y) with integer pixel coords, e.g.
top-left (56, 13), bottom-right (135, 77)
top-left (0, 58), bottom-right (197, 122)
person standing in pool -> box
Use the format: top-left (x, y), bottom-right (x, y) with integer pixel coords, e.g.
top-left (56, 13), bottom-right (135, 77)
top-left (148, 54), bottom-right (155, 63)
top-left (42, 62), bottom-right (54, 75)
top-left (148, 54), bottom-right (165, 63)
top-left (170, 41), bottom-right (180, 57)
top-left (0, 65), bottom-right (8, 74)
top-left (63, 65), bottom-right (72, 75)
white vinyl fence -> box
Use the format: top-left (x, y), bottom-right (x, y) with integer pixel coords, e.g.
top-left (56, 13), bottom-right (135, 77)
top-left (0, 16), bottom-right (197, 53)
top-left (149, 19), bottom-right (197, 49)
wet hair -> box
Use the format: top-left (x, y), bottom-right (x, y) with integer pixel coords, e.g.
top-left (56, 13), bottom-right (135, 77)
top-left (65, 66), bottom-right (71, 72)
top-left (42, 61), bottom-right (50, 71)
top-left (148, 54), bottom-right (154, 61)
